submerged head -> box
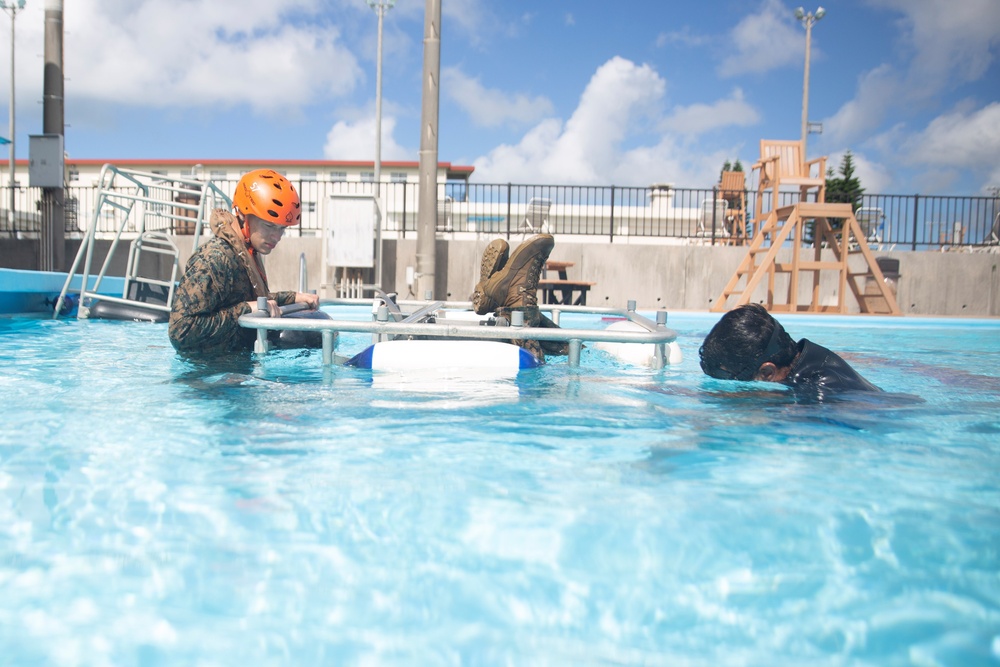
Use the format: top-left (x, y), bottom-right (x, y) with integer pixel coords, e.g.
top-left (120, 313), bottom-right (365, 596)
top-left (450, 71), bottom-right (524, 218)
top-left (232, 169), bottom-right (301, 254)
top-left (699, 304), bottom-right (798, 382)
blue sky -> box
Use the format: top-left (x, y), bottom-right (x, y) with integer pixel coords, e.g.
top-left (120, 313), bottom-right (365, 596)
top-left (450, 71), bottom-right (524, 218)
top-left (3, 0), bottom-right (998, 194)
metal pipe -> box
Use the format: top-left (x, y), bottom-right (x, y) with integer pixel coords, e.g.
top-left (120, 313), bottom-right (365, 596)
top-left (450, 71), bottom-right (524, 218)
top-left (238, 314), bottom-right (679, 346)
top-left (5, 1), bottom-right (16, 231)
top-left (796, 7), bottom-right (825, 157)
top-left (322, 329), bottom-right (335, 365)
top-left (367, 0), bottom-right (394, 289)
top-left (568, 339), bottom-right (582, 367)
top-left (415, 0), bottom-right (440, 298)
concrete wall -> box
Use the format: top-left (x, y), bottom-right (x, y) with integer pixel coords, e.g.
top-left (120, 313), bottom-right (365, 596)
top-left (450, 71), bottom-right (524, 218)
top-left (3, 236), bottom-right (998, 317)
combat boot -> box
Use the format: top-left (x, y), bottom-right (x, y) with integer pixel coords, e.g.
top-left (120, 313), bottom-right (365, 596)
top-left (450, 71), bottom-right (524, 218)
top-left (481, 234), bottom-right (554, 311)
top-left (472, 239), bottom-right (509, 315)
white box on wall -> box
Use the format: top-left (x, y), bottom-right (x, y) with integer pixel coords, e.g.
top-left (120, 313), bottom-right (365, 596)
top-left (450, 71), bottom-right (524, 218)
top-left (29, 134), bottom-right (64, 188)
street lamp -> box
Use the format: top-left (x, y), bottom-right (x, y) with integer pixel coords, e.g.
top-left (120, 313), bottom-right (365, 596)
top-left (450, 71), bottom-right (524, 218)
top-left (795, 6), bottom-right (825, 157)
top-left (366, 0), bottom-right (394, 286)
top-left (0, 0), bottom-right (25, 230)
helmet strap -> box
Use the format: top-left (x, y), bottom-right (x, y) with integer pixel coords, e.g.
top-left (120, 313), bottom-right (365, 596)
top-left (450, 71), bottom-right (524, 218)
top-left (235, 211), bottom-right (254, 254)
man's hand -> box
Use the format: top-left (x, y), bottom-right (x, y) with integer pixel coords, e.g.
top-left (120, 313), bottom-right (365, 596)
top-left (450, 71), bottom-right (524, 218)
top-left (293, 292), bottom-right (320, 310)
top-left (248, 299), bottom-right (281, 317)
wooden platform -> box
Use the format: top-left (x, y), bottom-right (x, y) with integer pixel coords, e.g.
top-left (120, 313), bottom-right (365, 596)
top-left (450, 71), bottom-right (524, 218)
top-left (712, 202), bottom-right (901, 315)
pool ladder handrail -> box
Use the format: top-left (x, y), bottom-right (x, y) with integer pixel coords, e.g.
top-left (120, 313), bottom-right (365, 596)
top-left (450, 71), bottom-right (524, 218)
top-left (52, 164), bottom-right (233, 319)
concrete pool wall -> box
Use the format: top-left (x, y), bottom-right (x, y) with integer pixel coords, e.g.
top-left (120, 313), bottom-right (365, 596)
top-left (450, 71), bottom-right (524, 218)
top-left (2, 236), bottom-right (998, 317)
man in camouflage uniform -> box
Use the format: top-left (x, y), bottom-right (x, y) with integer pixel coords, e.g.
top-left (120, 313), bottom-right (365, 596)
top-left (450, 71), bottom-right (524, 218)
top-left (169, 169), bottom-right (319, 355)
top-left (471, 234), bottom-right (567, 362)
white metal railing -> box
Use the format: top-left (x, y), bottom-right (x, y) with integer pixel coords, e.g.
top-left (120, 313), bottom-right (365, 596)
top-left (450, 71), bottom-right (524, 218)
top-left (53, 164), bottom-right (233, 318)
top-left (239, 298), bottom-right (679, 369)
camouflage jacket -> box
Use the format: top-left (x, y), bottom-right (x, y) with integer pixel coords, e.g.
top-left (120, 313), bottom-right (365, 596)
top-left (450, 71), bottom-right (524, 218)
top-left (168, 210), bottom-right (294, 354)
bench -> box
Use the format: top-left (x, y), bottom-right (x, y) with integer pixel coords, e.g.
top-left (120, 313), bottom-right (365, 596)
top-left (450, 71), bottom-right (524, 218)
top-left (537, 279), bottom-right (597, 306)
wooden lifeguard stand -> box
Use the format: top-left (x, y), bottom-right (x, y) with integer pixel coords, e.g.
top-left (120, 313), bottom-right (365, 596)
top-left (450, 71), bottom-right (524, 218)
top-left (712, 140), bottom-right (901, 315)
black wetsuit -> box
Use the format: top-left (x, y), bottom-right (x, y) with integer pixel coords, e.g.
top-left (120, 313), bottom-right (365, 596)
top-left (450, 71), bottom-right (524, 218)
top-left (782, 339), bottom-right (881, 399)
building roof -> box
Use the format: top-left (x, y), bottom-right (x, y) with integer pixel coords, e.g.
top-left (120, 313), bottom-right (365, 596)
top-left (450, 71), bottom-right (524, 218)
top-left (44, 158), bottom-right (475, 180)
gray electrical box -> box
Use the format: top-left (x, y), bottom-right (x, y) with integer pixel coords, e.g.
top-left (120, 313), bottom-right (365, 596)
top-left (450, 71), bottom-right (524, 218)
top-left (29, 134), bottom-right (64, 188)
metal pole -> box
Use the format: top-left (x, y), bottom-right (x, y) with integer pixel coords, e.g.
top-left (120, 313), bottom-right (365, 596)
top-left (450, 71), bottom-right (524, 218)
top-left (796, 7), bottom-right (825, 157)
top-left (4, 2), bottom-right (19, 231)
top-left (415, 0), bottom-right (441, 299)
top-left (367, 0), bottom-right (394, 289)
top-left (801, 20), bottom-right (810, 154)
top-left (374, 4), bottom-right (383, 286)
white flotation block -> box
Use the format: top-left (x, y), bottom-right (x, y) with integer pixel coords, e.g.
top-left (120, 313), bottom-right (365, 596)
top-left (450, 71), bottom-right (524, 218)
top-left (592, 320), bottom-right (683, 366)
top-left (347, 339), bottom-right (541, 372)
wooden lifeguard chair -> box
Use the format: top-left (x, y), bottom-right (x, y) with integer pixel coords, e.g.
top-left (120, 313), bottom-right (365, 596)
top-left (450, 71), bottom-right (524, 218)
top-left (712, 140), bottom-right (901, 315)
top-left (718, 170), bottom-right (748, 244)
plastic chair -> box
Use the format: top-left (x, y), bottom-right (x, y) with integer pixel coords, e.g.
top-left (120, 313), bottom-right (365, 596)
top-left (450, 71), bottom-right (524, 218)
top-left (521, 197), bottom-right (551, 235)
top-left (698, 198), bottom-right (730, 241)
top-left (855, 207), bottom-right (886, 249)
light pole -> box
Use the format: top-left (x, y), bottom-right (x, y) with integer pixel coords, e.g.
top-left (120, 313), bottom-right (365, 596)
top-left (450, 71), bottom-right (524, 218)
top-left (366, 0), bottom-right (394, 286)
top-left (795, 6), bottom-right (825, 157)
top-left (1, 0), bottom-right (24, 230)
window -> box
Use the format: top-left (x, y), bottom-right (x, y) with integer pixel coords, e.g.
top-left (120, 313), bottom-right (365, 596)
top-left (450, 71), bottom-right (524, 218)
top-left (390, 172), bottom-right (407, 183)
top-left (302, 201), bottom-right (317, 213)
top-left (210, 170), bottom-right (227, 181)
top-left (361, 172), bottom-right (375, 182)
top-left (300, 171), bottom-right (318, 182)
top-left (329, 171), bottom-right (347, 182)
top-left (445, 180), bottom-right (468, 203)
top-left (67, 169), bottom-right (80, 182)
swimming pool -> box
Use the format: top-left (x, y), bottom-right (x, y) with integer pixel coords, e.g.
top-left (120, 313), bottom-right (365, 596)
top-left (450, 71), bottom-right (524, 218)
top-left (1, 307), bottom-right (998, 665)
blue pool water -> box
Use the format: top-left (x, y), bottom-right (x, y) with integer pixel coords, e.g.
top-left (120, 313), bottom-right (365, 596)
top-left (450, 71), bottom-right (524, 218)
top-left (1, 308), bottom-right (999, 665)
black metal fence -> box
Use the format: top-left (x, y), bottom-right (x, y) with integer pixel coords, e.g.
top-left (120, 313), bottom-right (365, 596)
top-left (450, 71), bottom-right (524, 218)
top-left (2, 180), bottom-right (998, 251)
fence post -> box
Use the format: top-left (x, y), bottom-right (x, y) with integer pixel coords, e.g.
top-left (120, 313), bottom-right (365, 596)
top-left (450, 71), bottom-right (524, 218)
top-left (711, 186), bottom-right (718, 245)
top-left (505, 183), bottom-right (512, 238)
top-left (911, 194), bottom-right (920, 251)
top-left (609, 185), bottom-right (616, 243)
top-left (401, 182), bottom-right (408, 239)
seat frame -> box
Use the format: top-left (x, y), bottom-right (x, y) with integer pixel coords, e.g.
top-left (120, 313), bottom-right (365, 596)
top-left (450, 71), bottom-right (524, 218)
top-left (753, 139), bottom-right (827, 224)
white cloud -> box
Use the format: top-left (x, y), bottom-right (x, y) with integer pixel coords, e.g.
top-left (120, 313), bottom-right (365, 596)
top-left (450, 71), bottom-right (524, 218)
top-left (64, 0), bottom-right (362, 114)
top-left (474, 57), bottom-right (665, 184)
top-left (323, 114), bottom-right (410, 162)
top-left (442, 67), bottom-right (554, 128)
top-left (903, 102), bottom-right (1000, 171)
top-left (871, 0), bottom-right (1000, 88)
top-left (819, 0), bottom-right (1000, 192)
top-left (472, 57), bottom-right (747, 187)
top-left (718, 0), bottom-right (804, 77)
top-left (662, 88), bottom-right (761, 136)
top-left (823, 65), bottom-right (902, 145)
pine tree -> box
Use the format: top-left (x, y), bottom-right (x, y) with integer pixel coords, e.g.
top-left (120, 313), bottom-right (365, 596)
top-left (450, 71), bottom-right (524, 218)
top-left (719, 159), bottom-right (744, 181)
top-left (720, 160), bottom-right (732, 181)
top-left (825, 151), bottom-right (864, 210)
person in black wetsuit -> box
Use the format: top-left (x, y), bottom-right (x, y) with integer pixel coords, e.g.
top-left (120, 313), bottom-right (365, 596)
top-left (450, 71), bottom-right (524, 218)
top-left (699, 304), bottom-right (880, 398)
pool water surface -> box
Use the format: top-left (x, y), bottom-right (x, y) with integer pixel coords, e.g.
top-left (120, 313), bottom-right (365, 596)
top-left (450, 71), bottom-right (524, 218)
top-left (1, 309), bottom-right (998, 665)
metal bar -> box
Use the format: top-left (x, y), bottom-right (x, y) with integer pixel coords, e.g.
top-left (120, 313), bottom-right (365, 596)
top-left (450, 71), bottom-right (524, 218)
top-left (239, 312), bottom-right (678, 345)
top-left (79, 293), bottom-right (170, 313)
top-left (400, 300), bottom-right (445, 323)
top-left (568, 339), bottom-right (582, 366)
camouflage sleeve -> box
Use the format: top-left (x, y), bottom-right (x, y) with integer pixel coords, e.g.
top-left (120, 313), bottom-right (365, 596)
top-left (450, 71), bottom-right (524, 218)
top-left (272, 291), bottom-right (297, 306)
top-left (168, 242), bottom-right (255, 353)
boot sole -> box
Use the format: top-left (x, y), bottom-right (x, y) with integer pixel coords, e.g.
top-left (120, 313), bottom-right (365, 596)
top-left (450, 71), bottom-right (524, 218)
top-left (479, 239), bottom-right (509, 284)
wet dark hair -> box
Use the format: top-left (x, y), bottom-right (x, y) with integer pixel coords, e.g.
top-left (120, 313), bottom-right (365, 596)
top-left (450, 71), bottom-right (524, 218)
top-left (699, 304), bottom-right (798, 381)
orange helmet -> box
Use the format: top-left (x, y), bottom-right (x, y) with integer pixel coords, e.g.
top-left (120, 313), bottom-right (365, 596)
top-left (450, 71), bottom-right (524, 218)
top-left (233, 169), bottom-right (301, 227)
